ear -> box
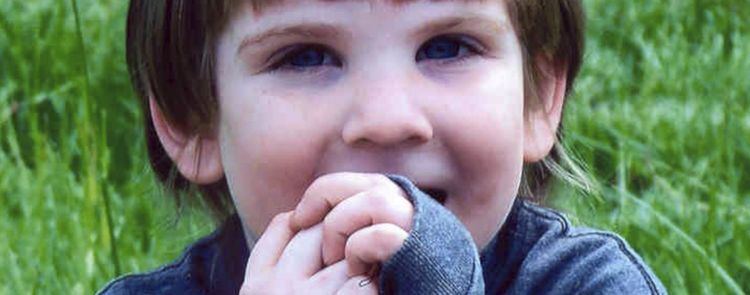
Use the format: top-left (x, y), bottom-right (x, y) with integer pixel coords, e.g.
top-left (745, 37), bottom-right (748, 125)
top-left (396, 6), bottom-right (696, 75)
top-left (523, 56), bottom-right (568, 163)
top-left (149, 98), bottom-right (224, 184)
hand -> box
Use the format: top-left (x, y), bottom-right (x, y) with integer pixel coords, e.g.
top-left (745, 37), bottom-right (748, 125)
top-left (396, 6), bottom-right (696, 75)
top-left (291, 173), bottom-right (414, 277)
top-left (240, 212), bottom-right (378, 295)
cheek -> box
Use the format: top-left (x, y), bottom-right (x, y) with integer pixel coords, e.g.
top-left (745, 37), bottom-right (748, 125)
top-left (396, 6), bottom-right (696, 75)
top-left (444, 101), bottom-right (524, 176)
top-left (439, 62), bottom-right (526, 190)
top-left (432, 62), bottom-right (525, 245)
top-left (217, 85), bottom-right (335, 234)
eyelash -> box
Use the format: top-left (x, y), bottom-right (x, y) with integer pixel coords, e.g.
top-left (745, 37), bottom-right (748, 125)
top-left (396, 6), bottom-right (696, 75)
top-left (266, 44), bottom-right (341, 73)
top-left (417, 34), bottom-right (487, 66)
top-left (265, 34), bottom-right (487, 73)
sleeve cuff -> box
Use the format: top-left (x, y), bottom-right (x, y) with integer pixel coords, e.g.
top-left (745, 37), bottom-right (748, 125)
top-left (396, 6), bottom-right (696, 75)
top-left (378, 175), bottom-right (484, 294)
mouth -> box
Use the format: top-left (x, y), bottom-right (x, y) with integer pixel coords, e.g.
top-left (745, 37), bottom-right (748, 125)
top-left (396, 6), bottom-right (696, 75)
top-left (418, 187), bottom-right (448, 205)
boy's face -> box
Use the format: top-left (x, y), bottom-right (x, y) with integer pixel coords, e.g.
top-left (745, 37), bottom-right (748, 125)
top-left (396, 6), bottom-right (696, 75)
top-left (215, 0), bottom-right (527, 248)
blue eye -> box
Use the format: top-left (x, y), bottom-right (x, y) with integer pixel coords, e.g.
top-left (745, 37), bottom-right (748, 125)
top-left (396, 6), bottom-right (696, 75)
top-left (420, 38), bottom-right (459, 59)
top-left (416, 35), bottom-right (481, 62)
top-left (290, 47), bottom-right (325, 66)
top-left (274, 45), bottom-right (341, 70)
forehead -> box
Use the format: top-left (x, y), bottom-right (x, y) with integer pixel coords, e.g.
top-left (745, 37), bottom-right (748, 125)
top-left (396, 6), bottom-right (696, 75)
top-left (220, 0), bottom-right (513, 58)
top-left (222, 0), bottom-right (506, 33)
top-left (234, 0), bottom-right (493, 15)
top-left (224, 0), bottom-right (510, 51)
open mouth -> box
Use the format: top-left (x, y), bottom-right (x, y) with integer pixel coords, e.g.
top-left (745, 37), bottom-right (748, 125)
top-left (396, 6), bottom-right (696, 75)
top-left (419, 187), bottom-right (448, 205)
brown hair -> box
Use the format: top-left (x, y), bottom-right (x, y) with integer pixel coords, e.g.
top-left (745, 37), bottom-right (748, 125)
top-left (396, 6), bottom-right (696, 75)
top-left (126, 0), bottom-right (587, 221)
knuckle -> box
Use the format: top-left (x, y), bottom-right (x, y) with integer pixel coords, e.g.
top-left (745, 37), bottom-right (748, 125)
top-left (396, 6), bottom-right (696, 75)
top-left (270, 212), bottom-right (290, 225)
top-left (346, 230), bottom-right (366, 250)
top-left (322, 213), bottom-right (338, 234)
top-left (364, 189), bottom-right (388, 207)
top-left (364, 188), bottom-right (413, 225)
top-left (306, 173), bottom-right (342, 198)
top-left (392, 197), bottom-right (414, 221)
top-left (370, 223), bottom-right (397, 239)
top-left (345, 225), bottom-right (405, 263)
top-left (344, 237), bottom-right (358, 258)
top-left (304, 172), bottom-right (351, 201)
top-left (315, 172), bottom-right (350, 188)
top-left (371, 173), bottom-right (391, 185)
top-left (316, 173), bottom-right (338, 186)
top-left (373, 224), bottom-right (406, 244)
top-left (372, 173), bottom-right (403, 193)
top-left (304, 176), bottom-right (329, 198)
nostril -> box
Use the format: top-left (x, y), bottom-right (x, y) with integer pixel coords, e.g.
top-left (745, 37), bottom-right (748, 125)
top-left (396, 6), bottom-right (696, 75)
top-left (345, 136), bottom-right (428, 149)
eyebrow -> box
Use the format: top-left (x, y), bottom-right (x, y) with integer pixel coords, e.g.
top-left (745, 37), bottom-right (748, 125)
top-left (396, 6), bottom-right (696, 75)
top-left (236, 14), bottom-right (508, 56)
top-left (412, 15), bottom-right (510, 39)
top-left (237, 23), bottom-right (344, 56)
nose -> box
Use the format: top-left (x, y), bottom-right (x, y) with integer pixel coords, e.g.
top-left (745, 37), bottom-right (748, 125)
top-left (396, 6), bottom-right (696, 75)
top-left (341, 76), bottom-right (433, 148)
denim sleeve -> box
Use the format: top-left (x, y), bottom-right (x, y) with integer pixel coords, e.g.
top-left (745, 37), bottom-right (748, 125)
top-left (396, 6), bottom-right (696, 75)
top-left (379, 175), bottom-right (484, 295)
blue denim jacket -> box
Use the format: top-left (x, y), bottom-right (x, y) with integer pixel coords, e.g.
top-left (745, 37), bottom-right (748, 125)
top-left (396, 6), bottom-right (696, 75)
top-left (98, 176), bottom-right (667, 294)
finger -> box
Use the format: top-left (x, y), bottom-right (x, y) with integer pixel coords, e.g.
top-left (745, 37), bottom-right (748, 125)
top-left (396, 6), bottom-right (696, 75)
top-left (276, 223), bottom-right (325, 278)
top-left (322, 188), bottom-right (413, 265)
top-left (306, 260), bottom-right (351, 294)
top-left (345, 223), bottom-right (408, 277)
top-left (246, 211), bottom-right (295, 275)
top-left (336, 275), bottom-right (379, 295)
top-left (292, 173), bottom-right (398, 230)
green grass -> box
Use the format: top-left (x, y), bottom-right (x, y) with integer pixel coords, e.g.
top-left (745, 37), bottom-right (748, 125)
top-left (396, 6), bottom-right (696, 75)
top-left (1, 0), bottom-right (748, 294)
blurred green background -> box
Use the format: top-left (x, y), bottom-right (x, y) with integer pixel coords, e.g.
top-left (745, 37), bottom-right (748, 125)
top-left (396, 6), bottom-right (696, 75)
top-left (1, 0), bottom-right (748, 294)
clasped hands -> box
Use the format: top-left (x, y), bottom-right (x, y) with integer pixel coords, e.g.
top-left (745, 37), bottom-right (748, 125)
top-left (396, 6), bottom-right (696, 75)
top-left (240, 173), bottom-right (414, 295)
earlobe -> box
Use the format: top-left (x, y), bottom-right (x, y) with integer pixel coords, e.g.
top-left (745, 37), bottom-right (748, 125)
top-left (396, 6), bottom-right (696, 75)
top-left (149, 98), bottom-right (224, 184)
top-left (523, 56), bottom-right (568, 163)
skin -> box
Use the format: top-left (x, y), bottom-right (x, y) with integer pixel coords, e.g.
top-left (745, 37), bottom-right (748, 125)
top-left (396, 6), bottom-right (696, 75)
top-left (150, 0), bottom-right (568, 292)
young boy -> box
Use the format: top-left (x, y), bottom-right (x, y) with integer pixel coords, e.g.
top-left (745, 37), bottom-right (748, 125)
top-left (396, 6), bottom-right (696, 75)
top-left (100, 0), bottom-right (667, 294)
